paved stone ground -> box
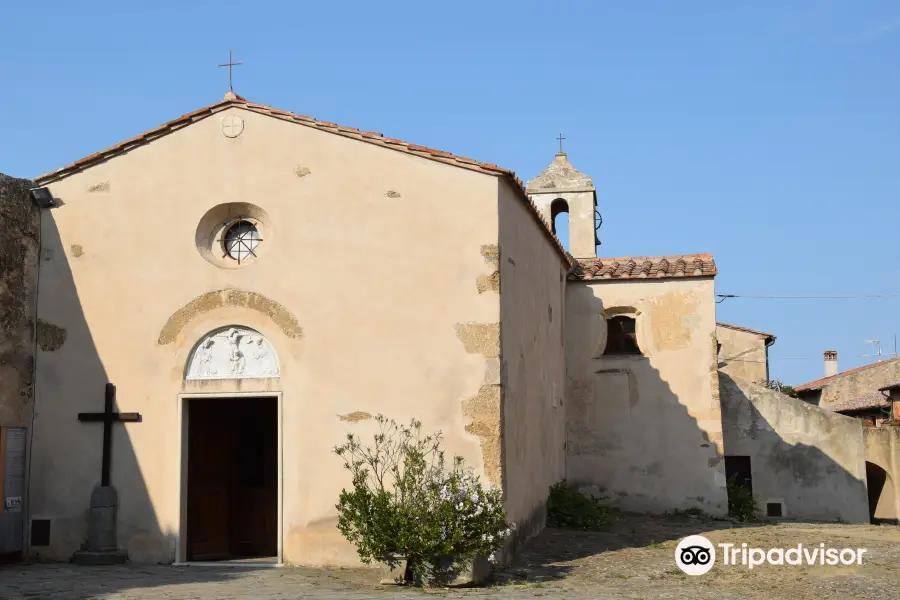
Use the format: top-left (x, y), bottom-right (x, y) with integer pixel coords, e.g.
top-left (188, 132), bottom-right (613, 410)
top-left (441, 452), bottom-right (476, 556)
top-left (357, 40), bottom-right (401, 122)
top-left (2, 513), bottom-right (899, 599)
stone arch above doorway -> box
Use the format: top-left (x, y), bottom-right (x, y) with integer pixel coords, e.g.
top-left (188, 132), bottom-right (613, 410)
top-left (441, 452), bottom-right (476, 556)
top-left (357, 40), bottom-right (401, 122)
top-left (185, 326), bottom-right (280, 380)
top-left (157, 289), bottom-right (303, 345)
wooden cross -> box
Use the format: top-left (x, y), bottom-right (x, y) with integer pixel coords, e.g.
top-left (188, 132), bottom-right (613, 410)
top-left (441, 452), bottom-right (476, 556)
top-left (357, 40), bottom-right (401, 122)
top-left (77, 384), bottom-right (141, 487)
top-left (218, 49), bottom-right (243, 92)
top-left (557, 133), bottom-right (566, 153)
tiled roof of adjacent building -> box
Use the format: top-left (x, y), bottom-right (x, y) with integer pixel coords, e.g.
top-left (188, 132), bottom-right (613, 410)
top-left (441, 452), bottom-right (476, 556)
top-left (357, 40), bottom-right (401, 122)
top-left (878, 381), bottom-right (900, 392)
top-left (569, 254), bottom-right (717, 281)
top-left (829, 391), bottom-right (890, 414)
top-left (716, 322), bottom-right (776, 342)
top-left (33, 93), bottom-right (572, 265)
top-left (794, 357), bottom-right (900, 393)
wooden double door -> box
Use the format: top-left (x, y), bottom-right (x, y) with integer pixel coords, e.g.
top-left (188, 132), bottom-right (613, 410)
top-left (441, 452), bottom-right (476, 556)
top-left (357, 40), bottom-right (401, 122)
top-left (186, 397), bottom-right (278, 561)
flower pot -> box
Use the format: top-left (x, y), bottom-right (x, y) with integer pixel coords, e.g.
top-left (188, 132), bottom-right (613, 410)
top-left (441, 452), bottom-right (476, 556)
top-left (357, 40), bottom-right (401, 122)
top-left (377, 556), bottom-right (409, 585)
top-left (421, 554), bottom-right (491, 587)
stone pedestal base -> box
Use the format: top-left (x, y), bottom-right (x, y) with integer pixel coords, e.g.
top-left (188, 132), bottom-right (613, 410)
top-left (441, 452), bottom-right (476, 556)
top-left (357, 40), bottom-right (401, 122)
top-left (380, 555), bottom-right (491, 587)
top-left (378, 558), bottom-right (409, 584)
top-left (71, 485), bottom-right (128, 566)
top-left (71, 550), bottom-right (128, 565)
top-left (425, 555), bottom-right (491, 587)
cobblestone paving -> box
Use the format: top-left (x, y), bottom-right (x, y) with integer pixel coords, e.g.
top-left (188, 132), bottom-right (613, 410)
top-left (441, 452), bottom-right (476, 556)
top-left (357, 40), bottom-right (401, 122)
top-left (2, 513), bottom-right (898, 599)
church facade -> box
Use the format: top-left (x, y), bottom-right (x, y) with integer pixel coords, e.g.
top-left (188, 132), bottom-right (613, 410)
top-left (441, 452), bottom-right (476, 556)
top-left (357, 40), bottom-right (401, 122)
top-left (26, 94), bottom-right (570, 565)
top-left (3, 93), bottom-right (877, 566)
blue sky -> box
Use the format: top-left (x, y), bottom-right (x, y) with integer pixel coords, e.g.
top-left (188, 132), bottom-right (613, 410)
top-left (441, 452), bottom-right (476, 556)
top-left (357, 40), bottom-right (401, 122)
top-left (2, 1), bottom-right (899, 385)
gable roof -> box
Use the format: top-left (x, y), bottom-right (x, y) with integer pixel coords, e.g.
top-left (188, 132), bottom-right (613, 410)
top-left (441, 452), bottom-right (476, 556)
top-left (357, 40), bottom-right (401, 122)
top-left (569, 254), bottom-right (717, 281)
top-left (716, 322), bottom-right (776, 343)
top-left (33, 94), bottom-right (571, 266)
top-left (794, 357), bottom-right (900, 393)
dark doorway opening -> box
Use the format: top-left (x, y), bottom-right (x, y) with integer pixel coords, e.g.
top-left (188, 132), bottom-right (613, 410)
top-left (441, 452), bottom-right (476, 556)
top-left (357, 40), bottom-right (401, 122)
top-left (724, 455), bottom-right (753, 517)
top-left (187, 397), bottom-right (277, 561)
top-left (865, 461), bottom-right (898, 525)
top-left (724, 456), bottom-right (752, 494)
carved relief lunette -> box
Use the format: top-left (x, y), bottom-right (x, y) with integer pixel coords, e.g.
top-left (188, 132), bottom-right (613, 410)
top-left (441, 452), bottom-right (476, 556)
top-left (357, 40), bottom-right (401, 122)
top-left (185, 326), bottom-right (279, 380)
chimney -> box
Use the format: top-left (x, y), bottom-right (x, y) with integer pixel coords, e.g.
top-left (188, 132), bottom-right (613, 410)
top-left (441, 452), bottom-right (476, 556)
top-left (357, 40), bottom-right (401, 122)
top-left (824, 350), bottom-right (838, 377)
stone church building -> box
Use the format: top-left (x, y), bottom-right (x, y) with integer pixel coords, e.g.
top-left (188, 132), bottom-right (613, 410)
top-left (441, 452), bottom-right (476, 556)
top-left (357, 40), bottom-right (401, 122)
top-left (0, 92), bottom-right (889, 566)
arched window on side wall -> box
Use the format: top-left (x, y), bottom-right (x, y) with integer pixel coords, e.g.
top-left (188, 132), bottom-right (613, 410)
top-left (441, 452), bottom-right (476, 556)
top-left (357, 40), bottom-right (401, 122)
top-left (603, 315), bottom-right (642, 356)
top-left (550, 198), bottom-right (570, 251)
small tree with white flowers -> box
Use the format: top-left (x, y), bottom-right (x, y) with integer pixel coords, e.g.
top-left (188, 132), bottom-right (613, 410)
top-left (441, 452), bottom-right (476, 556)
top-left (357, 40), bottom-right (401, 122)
top-left (334, 415), bottom-right (513, 584)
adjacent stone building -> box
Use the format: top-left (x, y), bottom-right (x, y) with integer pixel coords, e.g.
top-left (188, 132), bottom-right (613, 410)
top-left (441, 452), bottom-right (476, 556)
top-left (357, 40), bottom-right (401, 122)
top-left (795, 352), bottom-right (900, 410)
top-left (828, 392), bottom-right (891, 427)
top-left (716, 323), bottom-right (775, 384)
top-left (0, 174), bottom-right (39, 560)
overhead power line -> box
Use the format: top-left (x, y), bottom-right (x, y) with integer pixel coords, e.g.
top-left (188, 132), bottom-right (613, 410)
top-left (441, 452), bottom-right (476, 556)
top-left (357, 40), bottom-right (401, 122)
top-left (717, 293), bottom-right (900, 303)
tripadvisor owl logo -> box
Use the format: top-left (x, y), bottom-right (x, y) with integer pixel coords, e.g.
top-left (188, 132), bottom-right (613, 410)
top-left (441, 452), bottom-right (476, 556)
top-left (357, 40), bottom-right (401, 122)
top-left (675, 535), bottom-right (716, 575)
top-left (674, 535), bottom-right (868, 574)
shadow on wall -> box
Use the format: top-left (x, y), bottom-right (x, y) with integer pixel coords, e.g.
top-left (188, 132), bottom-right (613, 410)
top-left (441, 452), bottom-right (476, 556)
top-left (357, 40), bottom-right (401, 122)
top-left (719, 373), bottom-right (870, 524)
top-left (22, 209), bottom-right (241, 590)
top-left (564, 284), bottom-right (729, 517)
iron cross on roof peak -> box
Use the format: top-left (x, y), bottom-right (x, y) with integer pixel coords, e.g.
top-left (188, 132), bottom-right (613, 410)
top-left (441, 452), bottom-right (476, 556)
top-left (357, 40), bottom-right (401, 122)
top-left (218, 49), bottom-right (243, 93)
top-left (556, 133), bottom-right (566, 154)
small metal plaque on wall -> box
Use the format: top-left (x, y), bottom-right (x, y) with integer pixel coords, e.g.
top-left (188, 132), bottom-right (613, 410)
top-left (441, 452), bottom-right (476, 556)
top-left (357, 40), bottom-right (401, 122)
top-left (0, 427), bottom-right (27, 555)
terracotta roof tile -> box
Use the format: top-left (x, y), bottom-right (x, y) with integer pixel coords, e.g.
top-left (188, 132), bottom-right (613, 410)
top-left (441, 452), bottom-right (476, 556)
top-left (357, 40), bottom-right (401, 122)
top-left (717, 322), bottom-right (776, 342)
top-left (569, 254), bottom-right (717, 281)
top-left (794, 357), bottom-right (900, 392)
top-left (829, 391), bottom-right (890, 413)
top-left (33, 96), bottom-right (572, 266)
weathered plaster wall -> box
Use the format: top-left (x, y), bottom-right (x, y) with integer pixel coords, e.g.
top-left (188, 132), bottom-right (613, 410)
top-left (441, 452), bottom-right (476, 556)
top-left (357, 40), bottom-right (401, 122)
top-left (497, 178), bottom-right (567, 553)
top-left (0, 174), bottom-right (38, 429)
top-left (564, 277), bottom-right (728, 515)
top-left (807, 359), bottom-right (900, 408)
top-left (720, 374), bottom-right (869, 523)
top-left (28, 107), bottom-right (503, 565)
top-left (863, 427), bottom-right (900, 522)
top-left (716, 325), bottom-right (768, 384)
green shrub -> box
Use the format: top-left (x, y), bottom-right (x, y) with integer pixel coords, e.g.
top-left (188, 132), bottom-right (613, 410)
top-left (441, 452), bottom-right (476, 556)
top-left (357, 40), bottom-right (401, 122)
top-left (726, 477), bottom-right (758, 522)
top-left (333, 415), bottom-right (513, 582)
top-left (546, 481), bottom-right (609, 531)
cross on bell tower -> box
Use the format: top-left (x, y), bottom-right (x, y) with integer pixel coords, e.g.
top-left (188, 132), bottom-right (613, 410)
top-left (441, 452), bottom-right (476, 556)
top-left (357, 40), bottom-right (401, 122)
top-left (556, 133), bottom-right (566, 154)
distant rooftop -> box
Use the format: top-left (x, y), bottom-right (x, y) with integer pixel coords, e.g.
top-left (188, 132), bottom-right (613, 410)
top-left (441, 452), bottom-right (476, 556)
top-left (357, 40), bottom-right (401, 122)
top-left (830, 390), bottom-right (890, 414)
top-left (717, 322), bottom-right (776, 343)
top-left (795, 357), bottom-right (900, 393)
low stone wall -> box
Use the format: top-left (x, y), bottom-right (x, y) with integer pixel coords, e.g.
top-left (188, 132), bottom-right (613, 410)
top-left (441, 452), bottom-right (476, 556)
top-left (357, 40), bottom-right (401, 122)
top-left (720, 373), bottom-right (869, 523)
